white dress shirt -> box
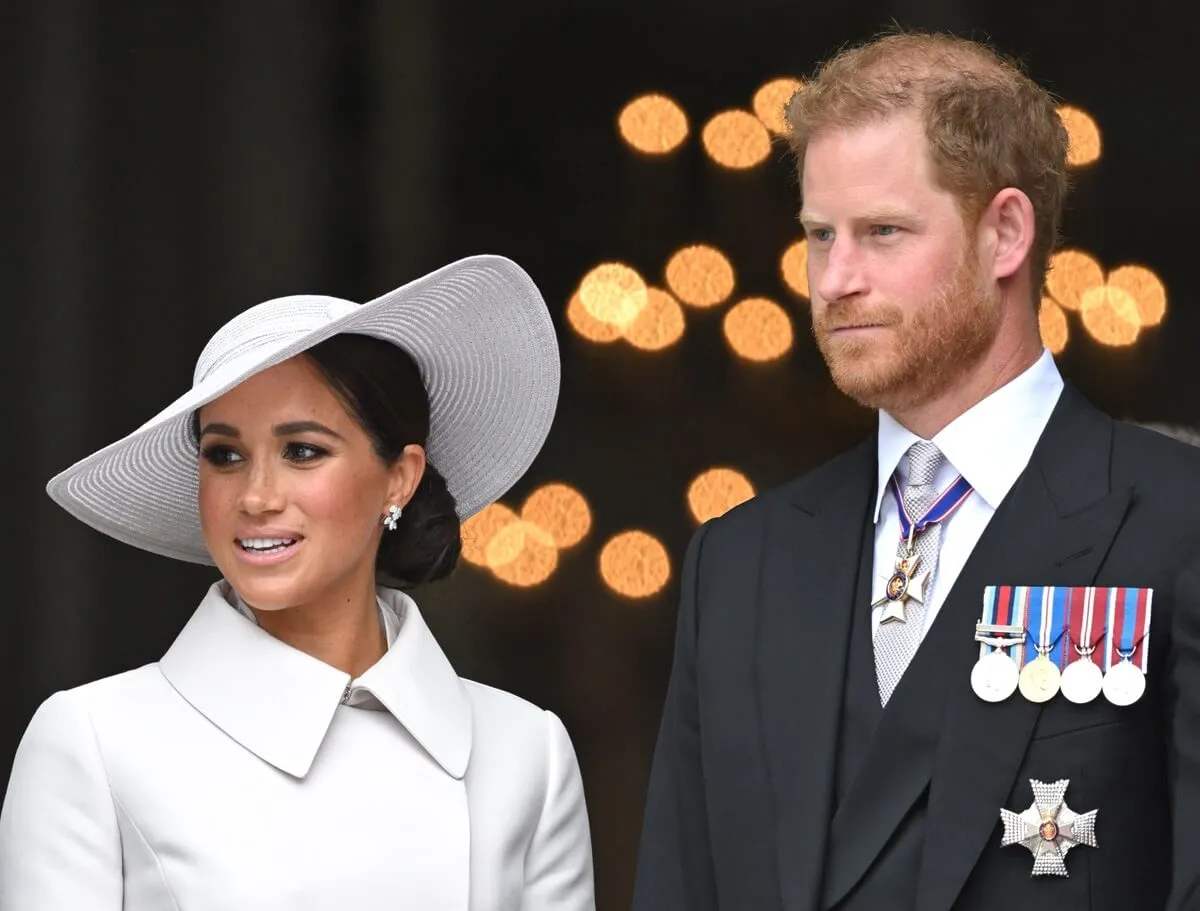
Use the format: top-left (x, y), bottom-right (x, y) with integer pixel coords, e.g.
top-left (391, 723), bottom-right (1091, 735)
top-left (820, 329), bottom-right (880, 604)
top-left (870, 348), bottom-right (1064, 639)
top-left (0, 582), bottom-right (596, 911)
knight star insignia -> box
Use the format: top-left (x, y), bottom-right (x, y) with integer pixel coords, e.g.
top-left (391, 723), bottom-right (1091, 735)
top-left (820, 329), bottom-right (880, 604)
top-left (872, 552), bottom-right (929, 624)
top-left (1000, 778), bottom-right (1097, 876)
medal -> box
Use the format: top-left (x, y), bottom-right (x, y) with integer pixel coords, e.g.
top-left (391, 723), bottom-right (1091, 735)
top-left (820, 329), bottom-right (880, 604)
top-left (873, 549), bottom-right (930, 625)
top-left (1001, 778), bottom-right (1097, 876)
top-left (1016, 586), bottom-right (1067, 705)
top-left (971, 649), bottom-right (1020, 702)
top-left (1103, 650), bottom-right (1146, 706)
top-left (1018, 652), bottom-right (1061, 703)
top-left (1060, 587), bottom-right (1105, 705)
top-left (1060, 649), bottom-right (1104, 704)
top-left (1101, 587), bottom-right (1153, 707)
top-left (971, 589), bottom-right (1026, 703)
top-left (873, 473), bottom-right (974, 624)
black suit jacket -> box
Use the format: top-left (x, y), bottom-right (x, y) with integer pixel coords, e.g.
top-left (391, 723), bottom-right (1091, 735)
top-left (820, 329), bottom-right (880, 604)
top-left (632, 386), bottom-right (1200, 911)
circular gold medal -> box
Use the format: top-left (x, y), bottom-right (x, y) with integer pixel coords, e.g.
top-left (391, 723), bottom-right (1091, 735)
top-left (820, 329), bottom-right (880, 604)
top-left (1102, 660), bottom-right (1146, 706)
top-left (1060, 656), bottom-right (1104, 704)
top-left (1018, 655), bottom-right (1061, 703)
top-left (971, 651), bottom-right (1020, 703)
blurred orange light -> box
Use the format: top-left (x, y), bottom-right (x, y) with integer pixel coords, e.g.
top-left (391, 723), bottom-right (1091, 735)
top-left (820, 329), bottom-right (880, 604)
top-left (723, 297), bottom-right (794, 362)
top-left (618, 94), bottom-right (689, 155)
top-left (780, 240), bottom-right (810, 299)
top-left (623, 287), bottom-right (686, 351)
top-left (1045, 249), bottom-right (1104, 311)
top-left (752, 78), bottom-right (804, 136)
top-left (487, 521), bottom-right (558, 587)
top-left (1106, 264), bottom-right (1167, 327)
top-left (1038, 297), bottom-right (1069, 355)
top-left (578, 262), bottom-right (649, 327)
top-left (1058, 105), bottom-right (1102, 167)
top-left (461, 503), bottom-right (519, 566)
top-left (665, 244), bottom-right (736, 308)
top-left (1080, 285), bottom-right (1140, 346)
top-left (521, 484), bottom-right (592, 549)
top-left (566, 292), bottom-right (622, 344)
top-left (687, 468), bottom-right (756, 523)
top-left (599, 530), bottom-right (672, 599)
top-left (702, 110), bottom-right (772, 169)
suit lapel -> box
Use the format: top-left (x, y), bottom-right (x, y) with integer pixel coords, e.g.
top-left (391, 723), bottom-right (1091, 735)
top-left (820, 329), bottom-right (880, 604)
top-left (818, 386), bottom-right (1132, 910)
top-left (915, 386), bottom-right (1130, 911)
top-left (759, 440), bottom-right (876, 911)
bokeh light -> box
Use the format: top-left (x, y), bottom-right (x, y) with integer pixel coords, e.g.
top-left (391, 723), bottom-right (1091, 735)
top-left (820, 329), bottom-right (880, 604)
top-left (781, 239), bottom-right (810, 299)
top-left (1038, 297), bottom-right (1069, 355)
top-left (1080, 285), bottom-right (1140, 346)
top-left (566, 291), bottom-right (622, 344)
top-left (461, 503), bottom-right (519, 566)
top-left (1057, 105), bottom-right (1102, 167)
top-left (618, 94), bottom-right (689, 155)
top-left (687, 468), bottom-right (756, 523)
top-left (1106, 264), bottom-right (1167, 327)
top-left (752, 77), bottom-right (803, 135)
top-left (701, 110), bottom-right (772, 169)
top-left (1045, 249), bottom-right (1104, 311)
top-left (486, 521), bottom-right (558, 587)
top-left (723, 297), bottom-right (794, 362)
top-left (622, 287), bottom-right (686, 351)
top-left (521, 483), bottom-right (592, 548)
top-left (665, 244), bottom-right (736, 308)
top-left (578, 262), bottom-right (649, 327)
top-left (599, 530), bottom-right (672, 599)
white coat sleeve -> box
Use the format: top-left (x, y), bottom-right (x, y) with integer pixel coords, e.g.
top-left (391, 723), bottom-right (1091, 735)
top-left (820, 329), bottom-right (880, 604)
top-left (521, 711), bottom-right (595, 911)
top-left (0, 691), bottom-right (123, 910)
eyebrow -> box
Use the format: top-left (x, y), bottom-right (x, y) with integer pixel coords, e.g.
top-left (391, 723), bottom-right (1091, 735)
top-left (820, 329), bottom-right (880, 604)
top-left (799, 208), bottom-right (915, 226)
top-left (197, 420), bottom-right (345, 440)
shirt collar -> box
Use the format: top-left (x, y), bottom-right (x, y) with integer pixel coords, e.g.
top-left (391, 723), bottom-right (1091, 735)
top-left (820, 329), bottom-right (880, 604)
top-left (230, 591), bottom-right (403, 648)
top-left (872, 348), bottom-right (1064, 522)
top-left (159, 581), bottom-right (473, 780)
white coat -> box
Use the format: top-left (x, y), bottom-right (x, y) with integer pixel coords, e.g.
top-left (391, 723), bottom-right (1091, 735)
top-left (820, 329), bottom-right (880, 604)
top-left (0, 582), bottom-right (595, 910)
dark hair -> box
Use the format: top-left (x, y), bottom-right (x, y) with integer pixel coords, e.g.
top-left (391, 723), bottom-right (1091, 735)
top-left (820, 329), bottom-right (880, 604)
top-left (191, 333), bottom-right (462, 589)
top-left (305, 333), bottom-right (461, 589)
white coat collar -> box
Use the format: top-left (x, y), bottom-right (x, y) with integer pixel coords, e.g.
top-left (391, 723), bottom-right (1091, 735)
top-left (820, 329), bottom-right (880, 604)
top-left (159, 581), bottom-right (473, 781)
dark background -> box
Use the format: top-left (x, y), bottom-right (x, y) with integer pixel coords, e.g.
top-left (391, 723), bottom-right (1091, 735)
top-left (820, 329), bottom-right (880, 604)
top-left (4, 2), bottom-right (1196, 907)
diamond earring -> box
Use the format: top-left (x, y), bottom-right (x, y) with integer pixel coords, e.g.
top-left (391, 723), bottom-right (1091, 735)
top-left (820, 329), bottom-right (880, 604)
top-left (382, 505), bottom-right (402, 531)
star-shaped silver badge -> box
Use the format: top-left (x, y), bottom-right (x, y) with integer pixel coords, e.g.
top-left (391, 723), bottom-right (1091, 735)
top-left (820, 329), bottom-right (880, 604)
top-left (1000, 778), bottom-right (1097, 876)
top-left (871, 553), bottom-right (929, 624)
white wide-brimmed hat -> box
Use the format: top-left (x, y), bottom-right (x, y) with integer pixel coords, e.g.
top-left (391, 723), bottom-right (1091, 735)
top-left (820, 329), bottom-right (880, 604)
top-left (46, 255), bottom-right (560, 565)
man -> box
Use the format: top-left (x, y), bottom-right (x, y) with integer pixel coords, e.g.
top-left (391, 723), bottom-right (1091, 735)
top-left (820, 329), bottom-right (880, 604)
top-left (632, 32), bottom-right (1200, 911)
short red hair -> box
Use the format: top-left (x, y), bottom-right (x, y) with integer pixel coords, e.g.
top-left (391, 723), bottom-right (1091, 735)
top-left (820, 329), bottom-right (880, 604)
top-left (786, 32), bottom-right (1070, 294)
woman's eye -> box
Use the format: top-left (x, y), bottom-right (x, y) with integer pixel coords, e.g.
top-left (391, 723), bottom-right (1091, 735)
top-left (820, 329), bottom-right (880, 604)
top-left (201, 445), bottom-right (243, 467)
top-left (284, 442), bottom-right (327, 463)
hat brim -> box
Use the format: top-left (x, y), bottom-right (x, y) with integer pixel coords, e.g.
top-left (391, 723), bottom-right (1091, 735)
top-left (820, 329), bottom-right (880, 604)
top-left (45, 255), bottom-right (560, 565)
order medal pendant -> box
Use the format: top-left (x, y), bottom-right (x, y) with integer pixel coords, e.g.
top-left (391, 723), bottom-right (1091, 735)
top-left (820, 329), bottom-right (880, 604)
top-left (971, 651), bottom-right (1020, 702)
top-left (1018, 655), bottom-right (1061, 704)
top-left (1060, 658), bottom-right (1104, 705)
top-left (873, 552), bottom-right (929, 625)
top-left (1102, 660), bottom-right (1146, 706)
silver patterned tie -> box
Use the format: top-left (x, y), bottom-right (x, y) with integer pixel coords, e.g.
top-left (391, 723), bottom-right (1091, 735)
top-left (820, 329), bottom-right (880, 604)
top-left (874, 441), bottom-right (947, 705)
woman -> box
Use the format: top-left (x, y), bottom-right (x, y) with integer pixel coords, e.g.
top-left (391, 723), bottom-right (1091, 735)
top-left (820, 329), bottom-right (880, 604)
top-left (0, 256), bottom-right (595, 910)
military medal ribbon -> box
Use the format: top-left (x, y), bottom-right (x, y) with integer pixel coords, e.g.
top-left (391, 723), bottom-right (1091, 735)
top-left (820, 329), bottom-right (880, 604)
top-left (1102, 586), bottom-right (1153, 706)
